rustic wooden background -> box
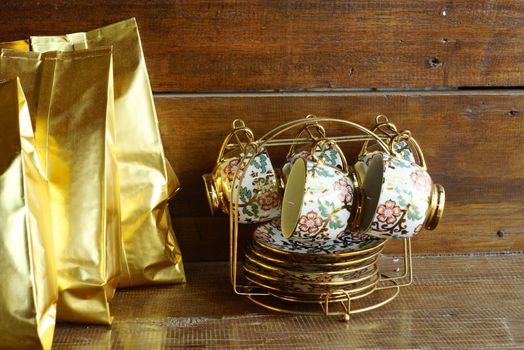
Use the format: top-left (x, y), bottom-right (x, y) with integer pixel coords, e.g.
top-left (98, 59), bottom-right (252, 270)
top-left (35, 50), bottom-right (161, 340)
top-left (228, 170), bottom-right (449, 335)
top-left (1, 0), bottom-right (523, 261)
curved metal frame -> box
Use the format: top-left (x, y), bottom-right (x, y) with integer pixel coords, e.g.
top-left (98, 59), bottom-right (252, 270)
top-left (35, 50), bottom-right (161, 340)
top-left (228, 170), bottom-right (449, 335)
top-left (223, 115), bottom-right (414, 319)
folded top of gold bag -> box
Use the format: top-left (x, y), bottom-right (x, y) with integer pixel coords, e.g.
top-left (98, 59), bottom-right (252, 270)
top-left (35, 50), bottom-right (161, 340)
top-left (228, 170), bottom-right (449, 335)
top-left (32, 18), bottom-right (185, 287)
top-left (0, 39), bottom-right (29, 50)
top-left (0, 78), bottom-right (57, 350)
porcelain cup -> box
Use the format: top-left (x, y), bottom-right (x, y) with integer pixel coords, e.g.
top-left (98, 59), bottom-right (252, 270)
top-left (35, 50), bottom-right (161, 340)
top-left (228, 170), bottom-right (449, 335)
top-left (203, 124), bottom-right (282, 224)
top-left (281, 139), bottom-right (365, 243)
top-left (356, 147), bottom-right (445, 239)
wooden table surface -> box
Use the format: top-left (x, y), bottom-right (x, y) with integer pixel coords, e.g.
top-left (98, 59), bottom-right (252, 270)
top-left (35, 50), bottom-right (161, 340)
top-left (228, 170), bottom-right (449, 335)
top-left (53, 255), bottom-right (524, 349)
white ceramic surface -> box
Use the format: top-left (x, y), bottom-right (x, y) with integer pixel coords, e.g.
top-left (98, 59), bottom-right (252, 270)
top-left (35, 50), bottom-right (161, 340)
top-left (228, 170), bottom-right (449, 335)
top-left (281, 158), bottom-right (356, 242)
top-left (358, 152), bottom-right (433, 239)
top-left (217, 148), bottom-right (281, 223)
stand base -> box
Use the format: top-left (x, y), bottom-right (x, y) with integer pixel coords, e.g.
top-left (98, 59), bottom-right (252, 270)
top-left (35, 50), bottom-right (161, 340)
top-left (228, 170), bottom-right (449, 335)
top-left (246, 277), bottom-right (400, 321)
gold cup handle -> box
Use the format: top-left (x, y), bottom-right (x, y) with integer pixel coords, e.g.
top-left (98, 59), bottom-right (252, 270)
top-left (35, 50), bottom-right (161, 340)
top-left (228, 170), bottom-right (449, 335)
top-left (309, 139), bottom-right (351, 175)
top-left (390, 131), bottom-right (427, 170)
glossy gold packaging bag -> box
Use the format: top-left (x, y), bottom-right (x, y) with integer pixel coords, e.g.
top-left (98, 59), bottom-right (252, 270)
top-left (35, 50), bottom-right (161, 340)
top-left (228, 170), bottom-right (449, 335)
top-left (0, 78), bottom-right (57, 350)
top-left (0, 40), bottom-right (29, 50)
top-left (31, 18), bottom-right (185, 287)
top-left (1, 48), bottom-right (122, 324)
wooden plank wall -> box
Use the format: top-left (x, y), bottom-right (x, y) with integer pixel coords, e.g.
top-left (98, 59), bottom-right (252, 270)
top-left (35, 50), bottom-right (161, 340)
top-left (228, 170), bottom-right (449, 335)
top-left (1, 1), bottom-right (523, 261)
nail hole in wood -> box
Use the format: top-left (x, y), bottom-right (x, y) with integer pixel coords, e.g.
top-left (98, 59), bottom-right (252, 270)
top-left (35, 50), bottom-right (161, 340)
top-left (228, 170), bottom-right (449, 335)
top-left (428, 57), bottom-right (442, 69)
top-left (496, 230), bottom-right (505, 238)
top-left (506, 110), bottom-right (519, 117)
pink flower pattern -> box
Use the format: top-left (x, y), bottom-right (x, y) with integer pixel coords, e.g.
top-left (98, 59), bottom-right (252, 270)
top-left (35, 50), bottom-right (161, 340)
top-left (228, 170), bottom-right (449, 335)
top-left (224, 158), bottom-right (245, 181)
top-left (298, 211), bottom-right (324, 234)
top-left (257, 189), bottom-right (281, 210)
top-left (254, 228), bottom-right (275, 243)
top-left (377, 200), bottom-right (402, 224)
top-left (410, 169), bottom-right (431, 192)
top-left (334, 178), bottom-right (353, 204)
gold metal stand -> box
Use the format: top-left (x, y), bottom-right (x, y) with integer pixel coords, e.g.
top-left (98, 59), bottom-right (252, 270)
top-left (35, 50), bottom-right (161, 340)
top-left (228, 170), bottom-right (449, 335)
top-left (225, 116), bottom-right (414, 320)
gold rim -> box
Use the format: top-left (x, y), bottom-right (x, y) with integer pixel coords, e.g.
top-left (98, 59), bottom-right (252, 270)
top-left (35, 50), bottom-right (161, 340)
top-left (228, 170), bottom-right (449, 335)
top-left (253, 235), bottom-right (386, 259)
top-left (243, 262), bottom-right (379, 287)
top-left (250, 241), bottom-right (385, 268)
top-left (244, 249), bottom-right (379, 276)
top-left (244, 256), bottom-right (378, 285)
top-left (244, 270), bottom-right (380, 297)
top-left (425, 183), bottom-right (445, 230)
top-left (202, 174), bottom-right (219, 215)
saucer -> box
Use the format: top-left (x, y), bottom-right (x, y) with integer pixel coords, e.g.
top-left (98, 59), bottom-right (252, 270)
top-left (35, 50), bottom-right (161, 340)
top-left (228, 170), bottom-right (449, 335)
top-left (244, 266), bottom-right (379, 295)
top-left (243, 255), bottom-right (376, 284)
top-left (253, 218), bottom-right (385, 257)
top-left (249, 242), bottom-right (383, 270)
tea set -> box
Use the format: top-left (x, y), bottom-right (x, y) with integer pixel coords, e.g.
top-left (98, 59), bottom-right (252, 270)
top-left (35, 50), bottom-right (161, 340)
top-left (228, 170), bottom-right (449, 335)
top-left (203, 115), bottom-right (445, 300)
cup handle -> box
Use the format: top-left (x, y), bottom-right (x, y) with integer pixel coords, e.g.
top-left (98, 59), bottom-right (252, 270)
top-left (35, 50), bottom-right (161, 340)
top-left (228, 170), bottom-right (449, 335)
top-left (390, 131), bottom-right (427, 170)
top-left (309, 139), bottom-right (352, 175)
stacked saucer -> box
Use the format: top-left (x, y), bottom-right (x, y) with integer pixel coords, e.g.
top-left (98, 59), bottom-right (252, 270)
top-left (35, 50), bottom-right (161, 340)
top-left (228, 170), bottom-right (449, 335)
top-left (243, 218), bottom-right (385, 302)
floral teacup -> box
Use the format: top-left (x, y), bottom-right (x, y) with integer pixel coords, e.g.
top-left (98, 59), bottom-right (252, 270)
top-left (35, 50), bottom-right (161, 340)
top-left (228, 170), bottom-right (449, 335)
top-left (203, 123), bottom-right (282, 223)
top-left (281, 139), bottom-right (363, 243)
top-left (357, 151), bottom-right (445, 239)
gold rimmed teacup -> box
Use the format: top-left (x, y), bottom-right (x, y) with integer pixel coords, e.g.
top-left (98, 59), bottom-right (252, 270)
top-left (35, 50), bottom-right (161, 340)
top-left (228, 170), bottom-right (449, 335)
top-left (202, 120), bottom-right (282, 224)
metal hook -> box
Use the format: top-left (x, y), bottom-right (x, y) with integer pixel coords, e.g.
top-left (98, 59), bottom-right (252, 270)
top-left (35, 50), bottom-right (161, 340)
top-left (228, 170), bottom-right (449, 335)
top-left (232, 119), bottom-right (247, 129)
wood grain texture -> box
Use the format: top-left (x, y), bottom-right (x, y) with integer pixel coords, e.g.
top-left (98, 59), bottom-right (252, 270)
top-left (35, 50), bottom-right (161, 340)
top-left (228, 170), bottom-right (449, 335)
top-left (2, 1), bottom-right (524, 91)
top-left (52, 257), bottom-right (524, 349)
top-left (158, 91), bottom-right (524, 260)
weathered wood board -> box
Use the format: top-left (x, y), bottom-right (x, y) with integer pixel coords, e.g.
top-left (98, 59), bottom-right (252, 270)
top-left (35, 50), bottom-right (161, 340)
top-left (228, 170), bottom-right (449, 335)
top-left (157, 91), bottom-right (524, 260)
top-left (2, 1), bottom-right (524, 91)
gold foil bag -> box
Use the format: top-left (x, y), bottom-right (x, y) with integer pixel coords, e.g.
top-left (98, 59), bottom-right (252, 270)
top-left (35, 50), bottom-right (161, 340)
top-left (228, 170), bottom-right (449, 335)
top-left (0, 78), bottom-right (57, 349)
top-left (31, 18), bottom-right (185, 286)
top-left (0, 39), bottom-right (29, 51)
top-left (1, 48), bottom-right (122, 324)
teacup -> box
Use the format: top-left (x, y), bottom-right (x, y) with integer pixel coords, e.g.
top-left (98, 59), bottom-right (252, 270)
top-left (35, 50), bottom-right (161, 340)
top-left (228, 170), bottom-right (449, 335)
top-left (357, 150), bottom-right (445, 239)
top-left (203, 123), bottom-right (282, 224)
top-left (281, 139), bottom-right (364, 243)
